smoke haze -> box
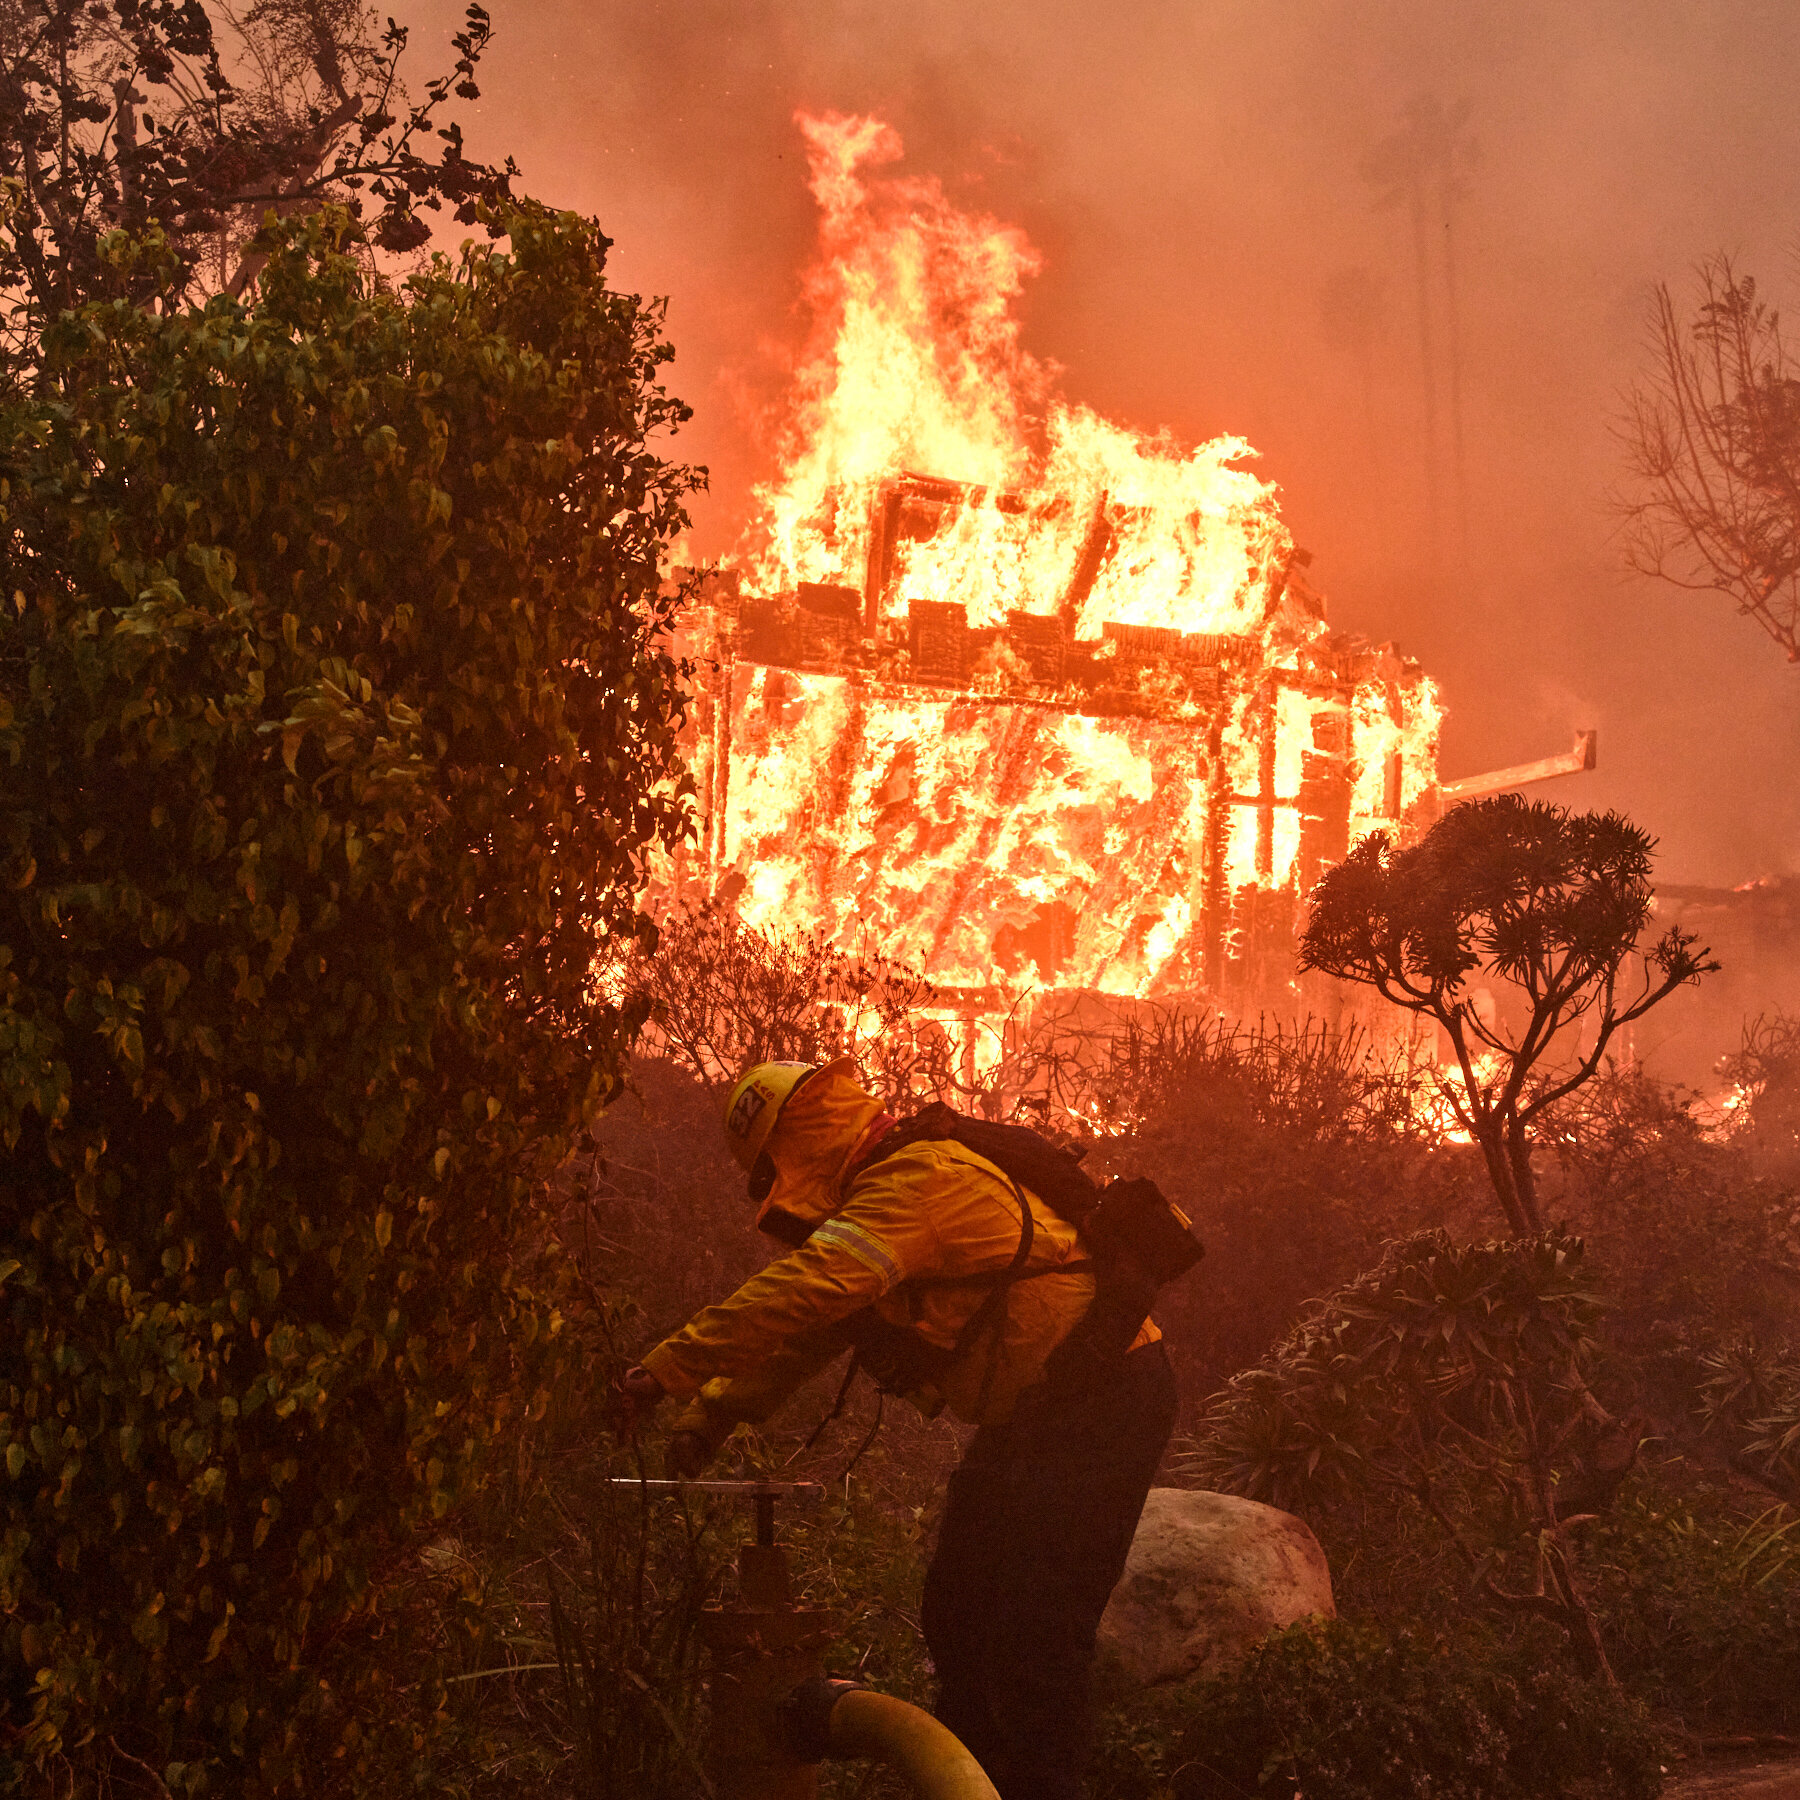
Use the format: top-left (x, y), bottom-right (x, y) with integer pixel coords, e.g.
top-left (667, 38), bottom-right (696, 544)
top-left (411, 0), bottom-right (1800, 887)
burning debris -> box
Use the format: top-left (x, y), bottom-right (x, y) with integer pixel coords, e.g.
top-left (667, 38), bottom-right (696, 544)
top-left (673, 112), bottom-right (1445, 1012)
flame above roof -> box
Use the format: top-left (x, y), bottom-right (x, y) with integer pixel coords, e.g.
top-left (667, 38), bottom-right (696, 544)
top-left (664, 112), bottom-right (1444, 1011)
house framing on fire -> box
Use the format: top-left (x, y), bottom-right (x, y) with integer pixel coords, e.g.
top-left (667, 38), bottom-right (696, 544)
top-left (660, 118), bottom-right (1600, 1023)
top-left (676, 471), bottom-right (1448, 1014)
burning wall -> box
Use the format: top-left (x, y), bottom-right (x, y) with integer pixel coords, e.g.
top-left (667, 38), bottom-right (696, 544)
top-left (672, 113), bottom-right (1443, 1012)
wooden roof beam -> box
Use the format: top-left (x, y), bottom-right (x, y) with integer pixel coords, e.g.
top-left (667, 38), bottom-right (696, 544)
top-left (1439, 729), bottom-right (1597, 804)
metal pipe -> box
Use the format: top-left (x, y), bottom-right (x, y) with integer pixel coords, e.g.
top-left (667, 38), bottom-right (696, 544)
top-left (629, 1482), bottom-right (998, 1800)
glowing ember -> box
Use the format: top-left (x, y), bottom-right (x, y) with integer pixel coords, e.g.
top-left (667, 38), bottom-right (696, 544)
top-left (678, 111), bottom-right (1443, 1011)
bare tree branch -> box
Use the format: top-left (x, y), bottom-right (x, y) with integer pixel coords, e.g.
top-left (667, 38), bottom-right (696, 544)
top-left (1620, 256), bottom-right (1800, 665)
top-left (0, 0), bottom-right (517, 368)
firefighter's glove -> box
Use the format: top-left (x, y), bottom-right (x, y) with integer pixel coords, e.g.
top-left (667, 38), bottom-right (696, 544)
top-left (605, 1364), bottom-right (665, 1440)
top-left (667, 1430), bottom-right (712, 1480)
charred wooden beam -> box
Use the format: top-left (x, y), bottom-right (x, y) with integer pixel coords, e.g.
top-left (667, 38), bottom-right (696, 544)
top-left (907, 600), bottom-right (969, 681)
top-left (896, 470), bottom-right (1030, 514)
top-left (1262, 544), bottom-right (1313, 618)
top-left (1059, 492), bottom-right (1113, 633)
top-left (866, 475), bottom-right (1033, 627)
top-left (1297, 733), bottom-right (1352, 895)
top-left (1201, 724), bottom-right (1230, 994)
top-left (1255, 695), bottom-right (1278, 883)
top-left (864, 485), bottom-right (902, 632)
top-left (708, 656), bottom-right (733, 868)
top-left (1007, 609), bottom-right (1066, 682)
top-left (797, 580), bottom-right (862, 621)
top-left (1440, 729), bottom-right (1597, 804)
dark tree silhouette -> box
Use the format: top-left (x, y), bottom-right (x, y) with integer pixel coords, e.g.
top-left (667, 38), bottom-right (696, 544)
top-left (1300, 795), bottom-right (1716, 1233)
top-left (1621, 256), bottom-right (1800, 666)
top-left (1361, 94), bottom-right (1478, 564)
top-left (0, 0), bottom-right (515, 367)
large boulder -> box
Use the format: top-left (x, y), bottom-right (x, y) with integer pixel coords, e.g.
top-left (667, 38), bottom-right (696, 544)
top-left (1095, 1487), bottom-right (1335, 1689)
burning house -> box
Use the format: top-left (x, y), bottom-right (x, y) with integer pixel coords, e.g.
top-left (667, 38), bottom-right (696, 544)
top-left (680, 500), bottom-right (1439, 1013)
top-left (667, 112), bottom-right (1571, 1022)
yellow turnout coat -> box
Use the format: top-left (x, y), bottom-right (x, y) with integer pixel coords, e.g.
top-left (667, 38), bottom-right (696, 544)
top-left (641, 1060), bottom-right (1157, 1450)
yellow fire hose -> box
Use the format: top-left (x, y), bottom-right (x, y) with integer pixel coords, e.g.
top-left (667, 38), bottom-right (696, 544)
top-left (611, 1481), bottom-right (1001, 1799)
top-left (787, 1675), bottom-right (1001, 1800)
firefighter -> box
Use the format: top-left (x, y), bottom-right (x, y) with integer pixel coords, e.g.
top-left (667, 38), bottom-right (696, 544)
top-left (616, 1057), bottom-right (1177, 1800)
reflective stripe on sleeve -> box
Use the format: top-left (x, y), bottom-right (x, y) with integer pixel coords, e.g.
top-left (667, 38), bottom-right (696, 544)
top-left (810, 1217), bottom-right (903, 1292)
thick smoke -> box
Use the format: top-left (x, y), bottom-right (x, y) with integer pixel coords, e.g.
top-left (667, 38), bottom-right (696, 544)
top-left (414, 0), bottom-right (1800, 887)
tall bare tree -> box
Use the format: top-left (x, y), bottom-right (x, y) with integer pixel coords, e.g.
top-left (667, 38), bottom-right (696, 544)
top-left (1362, 94), bottom-right (1478, 565)
top-left (0, 0), bottom-right (514, 370)
top-left (1621, 257), bottom-right (1800, 666)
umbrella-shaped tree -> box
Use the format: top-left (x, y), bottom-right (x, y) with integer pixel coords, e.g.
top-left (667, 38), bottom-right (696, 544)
top-left (1300, 795), bottom-right (1715, 1233)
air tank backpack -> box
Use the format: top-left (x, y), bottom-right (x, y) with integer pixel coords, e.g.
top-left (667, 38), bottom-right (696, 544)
top-left (763, 1102), bottom-right (1204, 1402)
top-left (857, 1103), bottom-right (1204, 1386)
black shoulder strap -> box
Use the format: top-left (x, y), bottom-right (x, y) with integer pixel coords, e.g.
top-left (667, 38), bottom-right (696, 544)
top-left (770, 1115), bottom-right (1095, 1417)
top-left (947, 1171), bottom-right (1034, 1362)
top-left (848, 1103), bottom-right (1102, 1229)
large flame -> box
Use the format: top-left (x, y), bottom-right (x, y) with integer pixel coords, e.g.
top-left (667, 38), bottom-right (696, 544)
top-left (742, 112), bottom-right (1290, 640)
top-left (685, 112), bottom-right (1443, 1009)
top-left (750, 112), bottom-right (1042, 534)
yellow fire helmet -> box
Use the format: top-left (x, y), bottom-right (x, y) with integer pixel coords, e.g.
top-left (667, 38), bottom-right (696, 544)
top-left (722, 1061), bottom-right (819, 1190)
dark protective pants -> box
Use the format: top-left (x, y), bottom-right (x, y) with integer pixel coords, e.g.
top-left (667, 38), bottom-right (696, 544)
top-left (920, 1338), bottom-right (1178, 1800)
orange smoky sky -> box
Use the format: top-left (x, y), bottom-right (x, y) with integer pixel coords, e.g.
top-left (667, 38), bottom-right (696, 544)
top-left (408, 0), bottom-right (1800, 888)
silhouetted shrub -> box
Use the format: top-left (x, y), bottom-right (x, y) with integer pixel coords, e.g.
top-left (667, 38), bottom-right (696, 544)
top-left (1184, 1229), bottom-right (1629, 1674)
top-left (1721, 1013), bottom-right (1800, 1181)
top-left (1089, 1017), bottom-right (1471, 1398)
top-left (1538, 1062), bottom-right (1800, 1446)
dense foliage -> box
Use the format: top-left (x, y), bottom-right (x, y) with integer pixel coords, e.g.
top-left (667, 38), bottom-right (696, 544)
top-left (1187, 1230), bottom-right (1627, 1677)
top-left (0, 204), bottom-right (696, 1789)
top-left (1301, 795), bottom-right (1715, 1232)
top-left (1106, 1618), bottom-right (1662, 1800)
top-left (1586, 1481), bottom-right (1800, 1735)
top-left (1696, 1336), bottom-right (1800, 1504)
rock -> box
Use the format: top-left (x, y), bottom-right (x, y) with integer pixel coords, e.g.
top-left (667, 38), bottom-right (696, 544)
top-left (1095, 1487), bottom-right (1335, 1689)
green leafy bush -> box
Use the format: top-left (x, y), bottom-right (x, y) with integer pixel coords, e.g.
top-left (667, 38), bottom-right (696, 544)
top-left (1184, 1230), bottom-right (1628, 1676)
top-left (1586, 1481), bottom-right (1800, 1734)
top-left (1694, 1337), bottom-right (1800, 1503)
top-left (1182, 1619), bottom-right (1659, 1800)
top-left (0, 206), bottom-right (695, 1789)
top-left (1094, 1619), bottom-right (1661, 1800)
top-left (319, 1111), bottom-right (955, 1800)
